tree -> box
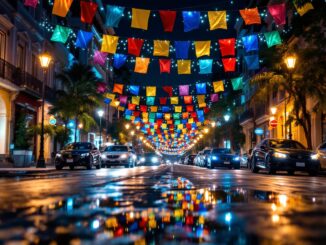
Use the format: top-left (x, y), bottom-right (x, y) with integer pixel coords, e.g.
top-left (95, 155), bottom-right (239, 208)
top-left (14, 113), bottom-right (32, 150)
top-left (50, 63), bottom-right (103, 142)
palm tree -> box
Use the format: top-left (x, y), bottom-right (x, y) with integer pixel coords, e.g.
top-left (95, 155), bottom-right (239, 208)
top-left (50, 63), bottom-right (103, 142)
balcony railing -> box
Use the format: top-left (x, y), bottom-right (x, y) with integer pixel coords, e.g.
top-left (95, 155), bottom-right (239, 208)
top-left (0, 58), bottom-right (55, 102)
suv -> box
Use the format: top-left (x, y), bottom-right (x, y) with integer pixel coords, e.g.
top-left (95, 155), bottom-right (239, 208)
top-left (101, 145), bottom-right (136, 168)
top-left (55, 142), bottom-right (101, 170)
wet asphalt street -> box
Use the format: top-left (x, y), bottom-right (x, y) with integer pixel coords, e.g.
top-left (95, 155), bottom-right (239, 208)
top-left (0, 164), bottom-right (326, 245)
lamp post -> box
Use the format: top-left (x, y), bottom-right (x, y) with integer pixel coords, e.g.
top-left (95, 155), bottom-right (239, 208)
top-left (97, 109), bottom-right (104, 148)
top-left (284, 54), bottom-right (297, 140)
top-left (270, 107), bottom-right (277, 138)
top-left (36, 53), bottom-right (52, 168)
top-left (224, 114), bottom-right (231, 149)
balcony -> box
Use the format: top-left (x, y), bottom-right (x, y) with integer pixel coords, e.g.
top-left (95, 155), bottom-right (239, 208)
top-left (0, 58), bottom-right (55, 103)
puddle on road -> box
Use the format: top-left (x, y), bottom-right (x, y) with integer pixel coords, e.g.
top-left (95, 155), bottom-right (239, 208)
top-left (0, 176), bottom-right (326, 244)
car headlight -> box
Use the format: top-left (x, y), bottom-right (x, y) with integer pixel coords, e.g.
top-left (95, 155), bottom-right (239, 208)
top-left (81, 153), bottom-right (89, 157)
top-left (151, 157), bottom-right (159, 163)
top-left (274, 152), bottom-right (287, 159)
top-left (233, 156), bottom-right (240, 161)
top-left (120, 154), bottom-right (128, 159)
top-left (140, 157), bottom-right (145, 163)
top-left (311, 154), bottom-right (319, 160)
top-left (212, 156), bottom-right (218, 160)
top-left (101, 154), bottom-right (107, 159)
top-left (56, 153), bottom-right (62, 158)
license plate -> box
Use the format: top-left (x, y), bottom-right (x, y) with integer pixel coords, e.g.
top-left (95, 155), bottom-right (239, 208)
top-left (66, 159), bottom-right (73, 163)
top-left (224, 161), bottom-right (230, 165)
top-left (296, 162), bottom-right (305, 167)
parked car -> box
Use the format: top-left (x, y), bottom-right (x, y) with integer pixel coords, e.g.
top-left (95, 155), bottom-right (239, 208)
top-left (55, 142), bottom-right (101, 170)
top-left (194, 151), bottom-right (204, 166)
top-left (240, 153), bottom-right (249, 168)
top-left (207, 148), bottom-right (240, 169)
top-left (316, 142), bottom-right (326, 171)
top-left (101, 145), bottom-right (136, 168)
top-left (250, 139), bottom-right (320, 175)
top-left (184, 155), bottom-right (196, 165)
top-left (137, 153), bottom-right (162, 166)
top-left (202, 149), bottom-right (212, 167)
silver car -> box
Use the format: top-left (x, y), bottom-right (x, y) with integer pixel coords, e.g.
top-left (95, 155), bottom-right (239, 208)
top-left (317, 142), bottom-right (326, 170)
top-left (101, 145), bottom-right (136, 168)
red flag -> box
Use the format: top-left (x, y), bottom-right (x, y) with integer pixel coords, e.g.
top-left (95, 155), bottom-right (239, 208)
top-left (128, 38), bottom-right (144, 56)
top-left (157, 119), bottom-right (163, 125)
top-left (182, 113), bottom-right (189, 119)
top-left (159, 10), bottom-right (177, 32)
top-left (222, 58), bottom-right (236, 72)
top-left (134, 111), bottom-right (140, 117)
top-left (162, 86), bottom-right (173, 96)
top-left (184, 96), bottom-right (193, 104)
top-left (159, 59), bottom-right (171, 73)
top-left (128, 104), bottom-right (136, 110)
top-left (140, 105), bottom-right (147, 112)
top-left (218, 38), bottom-right (236, 57)
top-left (160, 97), bottom-right (167, 105)
top-left (191, 112), bottom-right (197, 118)
top-left (186, 106), bottom-right (194, 112)
top-left (186, 123), bottom-right (192, 129)
top-left (80, 1), bottom-right (98, 24)
top-left (204, 107), bottom-right (210, 114)
top-left (268, 4), bottom-right (286, 26)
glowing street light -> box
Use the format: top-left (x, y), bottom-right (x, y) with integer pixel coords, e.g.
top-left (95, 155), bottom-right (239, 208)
top-left (284, 54), bottom-right (297, 70)
top-left (224, 114), bottom-right (231, 122)
top-left (125, 123), bottom-right (130, 130)
top-left (270, 107), bottom-right (277, 115)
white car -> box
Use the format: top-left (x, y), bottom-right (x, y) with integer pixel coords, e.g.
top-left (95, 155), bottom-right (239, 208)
top-left (101, 145), bottom-right (136, 168)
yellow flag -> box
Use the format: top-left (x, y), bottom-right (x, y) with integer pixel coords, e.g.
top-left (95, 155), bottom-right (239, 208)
top-left (165, 114), bottom-right (171, 120)
top-left (131, 8), bottom-right (151, 30)
top-left (118, 106), bottom-right (125, 111)
top-left (135, 57), bottom-right (150, 74)
top-left (153, 40), bottom-right (170, 57)
top-left (101, 35), bottom-right (119, 54)
top-left (151, 106), bottom-right (158, 112)
top-left (143, 118), bottom-right (148, 123)
top-left (197, 95), bottom-right (205, 104)
top-left (213, 81), bottom-right (225, 93)
top-left (105, 93), bottom-right (116, 100)
top-left (110, 100), bottom-right (119, 107)
top-left (162, 123), bottom-right (167, 129)
top-left (196, 122), bottom-right (202, 126)
top-left (146, 86), bottom-right (157, 96)
top-left (177, 60), bottom-right (191, 74)
top-left (295, 3), bottom-right (314, 16)
top-left (208, 11), bottom-right (227, 30)
top-left (170, 97), bottom-right (179, 105)
top-left (142, 112), bottom-right (149, 119)
top-left (132, 96), bottom-right (140, 105)
top-left (182, 129), bottom-right (187, 134)
top-left (177, 124), bottom-right (184, 130)
top-left (199, 103), bottom-right (207, 108)
top-left (188, 118), bottom-right (194, 123)
top-left (195, 41), bottom-right (211, 58)
top-left (52, 0), bottom-right (73, 17)
top-left (130, 116), bottom-right (135, 121)
top-left (175, 106), bottom-right (182, 113)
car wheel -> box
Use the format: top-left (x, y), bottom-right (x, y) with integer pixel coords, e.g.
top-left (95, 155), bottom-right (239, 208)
top-left (96, 157), bottom-right (101, 169)
top-left (87, 156), bottom-right (93, 170)
top-left (55, 164), bottom-right (63, 170)
top-left (287, 170), bottom-right (295, 175)
top-left (251, 156), bottom-right (259, 173)
top-left (69, 165), bottom-right (74, 170)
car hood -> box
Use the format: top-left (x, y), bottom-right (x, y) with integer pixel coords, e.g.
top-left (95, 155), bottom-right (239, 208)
top-left (103, 151), bottom-right (129, 155)
top-left (272, 148), bottom-right (313, 155)
top-left (60, 150), bottom-right (90, 154)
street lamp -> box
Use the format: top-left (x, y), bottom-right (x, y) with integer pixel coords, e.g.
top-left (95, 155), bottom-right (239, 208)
top-left (270, 107), bottom-right (277, 115)
top-left (125, 123), bottom-right (130, 130)
top-left (97, 109), bottom-right (104, 148)
top-left (36, 52), bottom-right (52, 168)
top-left (224, 114), bottom-right (230, 122)
top-left (284, 54), bottom-right (297, 139)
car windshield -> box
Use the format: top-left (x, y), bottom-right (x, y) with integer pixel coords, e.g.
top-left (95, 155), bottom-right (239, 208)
top-left (269, 140), bottom-right (305, 149)
top-left (63, 143), bottom-right (92, 150)
top-left (104, 146), bottom-right (128, 152)
top-left (212, 148), bottom-right (231, 154)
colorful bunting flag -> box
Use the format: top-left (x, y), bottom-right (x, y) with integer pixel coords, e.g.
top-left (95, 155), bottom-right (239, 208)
top-left (146, 86), bottom-right (157, 97)
top-left (186, 105), bottom-right (194, 112)
top-left (160, 97), bottom-right (168, 105)
top-left (177, 60), bottom-right (191, 74)
top-left (146, 97), bottom-right (155, 106)
top-left (159, 10), bottom-right (177, 32)
top-left (196, 83), bottom-right (207, 94)
top-left (222, 58), bottom-right (236, 72)
top-left (170, 97), bottom-right (179, 105)
top-left (113, 54), bottom-right (128, 69)
top-left (119, 95), bottom-right (128, 105)
top-left (182, 11), bottom-right (201, 32)
top-left (242, 35), bottom-right (259, 52)
top-left (219, 38), bottom-right (236, 57)
top-left (159, 59), bottom-right (171, 73)
top-left (175, 106), bottom-right (182, 113)
top-left (244, 54), bottom-right (260, 70)
top-left (264, 31), bottom-right (282, 48)
top-left (129, 85), bottom-right (140, 95)
top-left (210, 94), bottom-right (219, 102)
top-left (239, 8), bottom-right (261, 25)
top-left (213, 81), bottom-right (225, 93)
top-left (93, 51), bottom-right (107, 66)
top-left (131, 8), bottom-right (150, 30)
top-left (24, 0), bottom-right (38, 8)
top-left (80, 1), bottom-right (98, 24)
top-left (175, 41), bottom-right (190, 59)
top-left (75, 30), bottom-right (93, 48)
top-left (134, 57), bottom-right (150, 73)
top-left (101, 35), bottom-right (119, 54)
top-left (52, 0), bottom-right (73, 17)
top-left (51, 25), bottom-right (72, 43)
top-left (153, 40), bottom-right (170, 57)
top-left (106, 5), bottom-right (125, 27)
top-left (208, 11), bottom-right (227, 30)
top-left (268, 3), bottom-right (286, 26)
top-left (179, 85), bottom-right (189, 96)
top-left (197, 95), bottom-right (205, 104)
top-left (128, 104), bottom-right (136, 111)
top-left (294, 3), bottom-right (314, 16)
top-left (128, 38), bottom-right (144, 56)
top-left (140, 105), bottom-right (147, 112)
top-left (184, 96), bottom-right (193, 104)
top-left (132, 96), bottom-right (140, 105)
top-left (151, 106), bottom-right (158, 112)
top-left (231, 77), bottom-right (243, 90)
top-left (195, 41), bottom-right (211, 58)
top-left (199, 59), bottom-right (213, 74)
top-left (113, 84), bottom-right (124, 94)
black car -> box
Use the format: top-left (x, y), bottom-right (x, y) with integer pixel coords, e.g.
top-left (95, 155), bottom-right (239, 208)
top-left (55, 142), bottom-right (101, 170)
top-left (184, 155), bottom-right (196, 165)
top-left (207, 148), bottom-right (240, 169)
top-left (250, 139), bottom-right (320, 175)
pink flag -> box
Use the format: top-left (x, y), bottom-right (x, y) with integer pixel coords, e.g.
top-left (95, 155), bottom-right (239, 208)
top-left (119, 95), bottom-right (128, 105)
top-left (268, 3), bottom-right (286, 26)
top-left (179, 85), bottom-right (189, 96)
top-left (96, 82), bottom-right (107, 93)
top-left (210, 94), bottom-right (219, 102)
top-left (93, 51), bottom-right (107, 66)
top-left (24, 0), bottom-right (38, 8)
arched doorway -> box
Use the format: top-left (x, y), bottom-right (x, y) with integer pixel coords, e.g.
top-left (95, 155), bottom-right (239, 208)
top-left (0, 96), bottom-right (7, 154)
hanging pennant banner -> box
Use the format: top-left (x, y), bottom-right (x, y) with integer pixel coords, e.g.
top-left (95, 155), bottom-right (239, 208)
top-left (268, 4), bottom-right (286, 26)
top-left (231, 77), bottom-right (243, 91)
top-left (52, 0), bottom-right (73, 17)
top-left (177, 60), bottom-right (191, 74)
top-left (128, 104), bottom-right (136, 111)
top-left (80, 1), bottom-right (98, 24)
top-left (160, 97), bottom-right (168, 105)
top-left (199, 59), bottom-right (213, 74)
top-left (175, 106), bottom-right (182, 113)
top-left (93, 51), bottom-right (107, 66)
top-left (106, 5), bottom-right (125, 27)
top-left (159, 59), bottom-right (171, 73)
top-left (184, 96), bottom-right (193, 104)
top-left (97, 82), bottom-right (107, 93)
top-left (195, 41), bottom-right (211, 58)
top-left (222, 58), bottom-right (236, 72)
top-left (162, 86), bottom-right (173, 96)
top-left (213, 81), bottom-right (225, 93)
top-left (131, 8), bottom-right (151, 30)
top-left (146, 97), bottom-right (155, 106)
top-left (170, 97), bottom-right (179, 105)
top-left (242, 34), bottom-right (259, 52)
top-left (239, 8), bottom-right (261, 25)
top-left (24, 0), bottom-right (38, 8)
top-left (146, 86), bottom-right (157, 97)
top-left (210, 94), bottom-right (219, 102)
top-left (128, 38), bottom-right (144, 56)
top-left (113, 54), bottom-right (128, 69)
top-left (219, 38), bottom-right (236, 57)
top-left (244, 54), bottom-right (260, 70)
top-left (196, 83), bottom-right (207, 94)
top-left (151, 106), bottom-right (158, 112)
top-left (134, 57), bottom-right (150, 73)
top-left (182, 11), bottom-right (201, 32)
top-left (132, 96), bottom-right (140, 105)
top-left (294, 3), bottom-right (314, 16)
top-left (75, 30), bottom-right (93, 48)
top-left (186, 105), bottom-right (194, 112)
top-left (264, 31), bottom-right (282, 48)
top-left (153, 40), bottom-right (170, 57)
top-left (129, 85), bottom-right (140, 95)
top-left (197, 95), bottom-right (205, 104)
top-left (175, 41), bottom-right (191, 59)
top-left (159, 10), bottom-right (177, 32)
top-left (101, 35), bottom-right (119, 54)
top-left (208, 11), bottom-right (227, 30)
top-left (179, 85), bottom-right (189, 96)
top-left (51, 25), bottom-right (72, 43)
top-left (113, 84), bottom-right (124, 94)
top-left (119, 95), bottom-right (128, 105)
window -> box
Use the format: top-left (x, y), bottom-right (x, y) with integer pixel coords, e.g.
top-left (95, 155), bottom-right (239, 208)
top-left (0, 30), bottom-right (6, 60)
top-left (17, 45), bottom-right (25, 70)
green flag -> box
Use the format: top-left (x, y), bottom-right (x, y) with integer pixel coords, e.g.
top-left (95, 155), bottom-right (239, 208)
top-left (264, 31), bottom-right (282, 48)
top-left (231, 77), bottom-right (243, 91)
top-left (51, 25), bottom-right (72, 43)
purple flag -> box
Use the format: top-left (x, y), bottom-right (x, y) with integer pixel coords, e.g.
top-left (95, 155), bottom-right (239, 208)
top-left (119, 95), bottom-right (128, 105)
top-left (93, 51), bottom-right (107, 66)
top-left (210, 94), bottom-right (219, 102)
top-left (179, 85), bottom-right (189, 96)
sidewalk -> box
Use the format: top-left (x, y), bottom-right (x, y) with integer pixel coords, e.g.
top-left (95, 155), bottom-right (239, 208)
top-left (0, 163), bottom-right (56, 176)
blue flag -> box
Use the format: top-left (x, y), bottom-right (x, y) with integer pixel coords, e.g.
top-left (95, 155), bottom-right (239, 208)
top-left (196, 83), bottom-right (207, 94)
top-left (113, 54), bottom-right (128, 69)
top-left (182, 11), bottom-right (201, 32)
top-left (175, 41), bottom-right (190, 59)
top-left (199, 59), bottom-right (213, 74)
top-left (129, 85), bottom-right (140, 95)
top-left (75, 30), bottom-right (93, 48)
top-left (105, 5), bottom-right (125, 28)
top-left (244, 54), bottom-right (260, 70)
top-left (242, 34), bottom-right (259, 52)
